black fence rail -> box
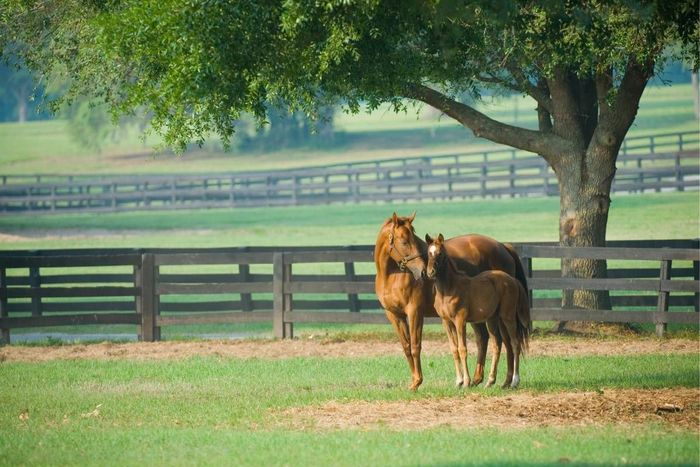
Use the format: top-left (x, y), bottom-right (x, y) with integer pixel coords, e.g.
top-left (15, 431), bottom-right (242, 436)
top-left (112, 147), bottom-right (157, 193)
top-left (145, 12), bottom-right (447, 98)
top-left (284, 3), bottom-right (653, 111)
top-left (1, 131), bottom-right (697, 214)
top-left (0, 240), bottom-right (697, 343)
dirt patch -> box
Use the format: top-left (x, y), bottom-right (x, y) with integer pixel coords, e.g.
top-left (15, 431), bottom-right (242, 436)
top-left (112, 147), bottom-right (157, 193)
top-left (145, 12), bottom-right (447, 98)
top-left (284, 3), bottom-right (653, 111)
top-left (277, 388), bottom-right (699, 432)
top-left (0, 336), bottom-right (697, 363)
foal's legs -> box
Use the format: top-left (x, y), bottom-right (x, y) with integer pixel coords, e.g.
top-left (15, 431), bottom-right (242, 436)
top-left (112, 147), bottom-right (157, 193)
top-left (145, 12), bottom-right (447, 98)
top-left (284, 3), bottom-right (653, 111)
top-left (498, 319), bottom-right (515, 388)
top-left (454, 317), bottom-right (470, 387)
top-left (442, 318), bottom-right (464, 386)
top-left (484, 317), bottom-right (502, 388)
top-left (501, 318), bottom-right (522, 389)
top-left (470, 323), bottom-right (489, 386)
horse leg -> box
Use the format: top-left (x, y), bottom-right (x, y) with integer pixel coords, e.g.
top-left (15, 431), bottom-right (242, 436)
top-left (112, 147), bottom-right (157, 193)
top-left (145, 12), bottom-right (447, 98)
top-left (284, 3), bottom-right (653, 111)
top-left (407, 306), bottom-right (424, 391)
top-left (498, 319), bottom-right (515, 388)
top-left (470, 323), bottom-right (488, 386)
top-left (385, 310), bottom-right (415, 384)
top-left (455, 317), bottom-right (470, 387)
top-left (442, 318), bottom-right (463, 387)
top-left (484, 317), bottom-right (502, 388)
top-left (502, 318), bottom-right (522, 389)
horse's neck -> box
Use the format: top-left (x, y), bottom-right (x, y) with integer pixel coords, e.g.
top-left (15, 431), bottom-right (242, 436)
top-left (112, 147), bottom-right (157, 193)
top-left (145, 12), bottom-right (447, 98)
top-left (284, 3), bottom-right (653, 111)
top-left (436, 254), bottom-right (469, 294)
top-left (374, 232), bottom-right (397, 278)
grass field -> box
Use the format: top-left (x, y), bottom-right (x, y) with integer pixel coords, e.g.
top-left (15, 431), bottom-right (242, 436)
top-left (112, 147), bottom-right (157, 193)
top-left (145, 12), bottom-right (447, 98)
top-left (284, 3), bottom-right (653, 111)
top-left (0, 191), bottom-right (697, 250)
top-left (0, 83), bottom-right (697, 175)
top-left (0, 344), bottom-right (698, 466)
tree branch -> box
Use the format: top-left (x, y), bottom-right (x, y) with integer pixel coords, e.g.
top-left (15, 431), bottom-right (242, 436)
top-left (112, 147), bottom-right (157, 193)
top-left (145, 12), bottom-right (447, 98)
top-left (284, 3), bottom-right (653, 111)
top-left (546, 67), bottom-right (586, 148)
top-left (505, 63), bottom-right (553, 113)
top-left (404, 83), bottom-right (570, 160)
top-left (592, 57), bottom-right (653, 153)
top-left (595, 67), bottom-right (613, 122)
top-left (536, 79), bottom-right (553, 132)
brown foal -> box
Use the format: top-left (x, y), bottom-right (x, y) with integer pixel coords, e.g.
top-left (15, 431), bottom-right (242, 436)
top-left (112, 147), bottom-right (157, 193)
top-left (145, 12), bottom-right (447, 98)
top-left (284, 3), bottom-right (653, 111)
top-left (426, 234), bottom-right (532, 389)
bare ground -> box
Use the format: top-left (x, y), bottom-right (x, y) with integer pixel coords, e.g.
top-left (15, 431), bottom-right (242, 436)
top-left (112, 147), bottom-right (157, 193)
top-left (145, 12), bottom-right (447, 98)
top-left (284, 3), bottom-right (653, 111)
top-left (276, 388), bottom-right (700, 432)
top-left (0, 336), bottom-right (697, 363)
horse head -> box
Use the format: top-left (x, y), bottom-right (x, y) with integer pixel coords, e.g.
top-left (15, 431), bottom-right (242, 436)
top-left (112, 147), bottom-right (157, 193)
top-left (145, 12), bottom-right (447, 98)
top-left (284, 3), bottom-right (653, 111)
top-left (425, 233), bottom-right (446, 280)
top-left (384, 211), bottom-right (426, 281)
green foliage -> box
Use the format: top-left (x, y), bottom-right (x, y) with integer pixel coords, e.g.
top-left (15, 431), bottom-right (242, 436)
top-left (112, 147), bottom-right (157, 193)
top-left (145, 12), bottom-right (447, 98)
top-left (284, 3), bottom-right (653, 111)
top-left (2, 1), bottom-right (696, 151)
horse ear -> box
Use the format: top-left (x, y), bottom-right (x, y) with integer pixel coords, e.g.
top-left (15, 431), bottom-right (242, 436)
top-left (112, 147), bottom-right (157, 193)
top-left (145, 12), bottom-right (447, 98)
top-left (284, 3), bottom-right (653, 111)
top-left (437, 233), bottom-right (445, 243)
top-left (408, 211), bottom-right (416, 223)
top-left (425, 233), bottom-right (433, 244)
top-left (391, 212), bottom-right (399, 226)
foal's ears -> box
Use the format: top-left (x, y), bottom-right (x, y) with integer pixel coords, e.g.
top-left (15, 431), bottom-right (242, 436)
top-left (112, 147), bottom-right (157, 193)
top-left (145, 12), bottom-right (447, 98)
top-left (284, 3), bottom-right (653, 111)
top-left (437, 233), bottom-right (445, 243)
top-left (425, 233), bottom-right (434, 244)
top-left (407, 211), bottom-right (416, 224)
top-left (391, 212), bottom-right (399, 226)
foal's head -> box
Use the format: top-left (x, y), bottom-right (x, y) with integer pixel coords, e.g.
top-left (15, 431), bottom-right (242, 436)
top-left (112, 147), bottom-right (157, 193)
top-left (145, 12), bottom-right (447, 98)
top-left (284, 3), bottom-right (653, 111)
top-left (384, 211), bottom-right (426, 281)
top-left (425, 233), bottom-right (446, 280)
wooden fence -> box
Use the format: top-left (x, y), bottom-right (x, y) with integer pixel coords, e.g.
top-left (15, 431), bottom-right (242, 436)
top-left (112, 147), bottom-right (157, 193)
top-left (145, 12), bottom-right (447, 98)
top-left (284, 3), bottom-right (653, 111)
top-left (1, 131), bottom-right (697, 214)
top-left (1, 240), bottom-right (697, 343)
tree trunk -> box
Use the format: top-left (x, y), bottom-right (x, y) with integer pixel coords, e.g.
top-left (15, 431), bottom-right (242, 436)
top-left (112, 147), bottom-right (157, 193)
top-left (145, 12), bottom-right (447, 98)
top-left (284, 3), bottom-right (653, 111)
top-left (16, 96), bottom-right (27, 123)
top-left (554, 141), bottom-right (617, 329)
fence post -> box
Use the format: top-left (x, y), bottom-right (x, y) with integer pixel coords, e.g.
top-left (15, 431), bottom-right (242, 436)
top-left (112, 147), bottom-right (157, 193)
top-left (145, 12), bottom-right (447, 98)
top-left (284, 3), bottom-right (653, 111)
top-left (273, 253), bottom-right (288, 339)
top-left (239, 260), bottom-right (253, 312)
top-left (139, 253), bottom-right (158, 342)
top-left (693, 259), bottom-right (699, 313)
top-left (656, 259), bottom-right (671, 338)
top-left (675, 152), bottom-right (684, 192)
top-left (345, 261), bottom-right (360, 312)
top-left (522, 256), bottom-right (534, 308)
top-left (1, 267), bottom-right (9, 345)
top-left (29, 266), bottom-right (41, 317)
top-left (480, 154), bottom-right (488, 197)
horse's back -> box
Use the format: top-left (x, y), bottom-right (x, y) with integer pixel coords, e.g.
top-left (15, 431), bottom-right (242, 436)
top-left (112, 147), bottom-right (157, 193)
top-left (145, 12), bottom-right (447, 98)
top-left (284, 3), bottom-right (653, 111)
top-left (445, 234), bottom-right (515, 276)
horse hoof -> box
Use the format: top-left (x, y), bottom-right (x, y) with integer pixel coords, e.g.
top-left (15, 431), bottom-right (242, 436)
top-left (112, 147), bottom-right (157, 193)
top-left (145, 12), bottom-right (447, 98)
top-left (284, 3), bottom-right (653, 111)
top-left (469, 379), bottom-right (482, 387)
top-left (501, 382), bottom-right (513, 389)
top-left (510, 375), bottom-right (520, 389)
top-left (485, 379), bottom-right (495, 388)
top-left (409, 381), bottom-right (422, 391)
top-left (455, 380), bottom-right (464, 388)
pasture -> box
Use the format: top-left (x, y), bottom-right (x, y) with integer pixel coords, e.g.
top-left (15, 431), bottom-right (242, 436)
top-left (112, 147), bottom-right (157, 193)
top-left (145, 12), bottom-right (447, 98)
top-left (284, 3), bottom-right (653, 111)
top-left (1, 337), bottom-right (698, 466)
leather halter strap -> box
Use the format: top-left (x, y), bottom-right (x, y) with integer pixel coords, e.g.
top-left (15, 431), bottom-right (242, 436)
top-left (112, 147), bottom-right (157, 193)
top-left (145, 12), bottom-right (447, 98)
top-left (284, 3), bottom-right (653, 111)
top-left (388, 230), bottom-right (422, 271)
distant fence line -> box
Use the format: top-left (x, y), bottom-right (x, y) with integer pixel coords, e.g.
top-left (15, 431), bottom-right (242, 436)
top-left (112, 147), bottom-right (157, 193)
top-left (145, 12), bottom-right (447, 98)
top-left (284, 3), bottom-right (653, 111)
top-left (1, 239), bottom-right (697, 344)
top-left (1, 130), bottom-right (698, 214)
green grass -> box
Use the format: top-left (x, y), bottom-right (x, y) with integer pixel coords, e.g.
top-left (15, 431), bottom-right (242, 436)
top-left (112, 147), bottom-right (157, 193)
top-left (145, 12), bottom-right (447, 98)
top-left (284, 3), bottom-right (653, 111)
top-left (0, 191), bottom-right (697, 250)
top-left (0, 352), bottom-right (697, 466)
top-left (0, 83), bottom-right (696, 175)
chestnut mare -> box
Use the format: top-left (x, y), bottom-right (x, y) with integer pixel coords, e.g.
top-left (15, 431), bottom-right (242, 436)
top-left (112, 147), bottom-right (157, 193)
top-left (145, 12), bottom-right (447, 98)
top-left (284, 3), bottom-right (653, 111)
top-left (374, 212), bottom-right (529, 390)
top-left (426, 234), bottom-right (532, 388)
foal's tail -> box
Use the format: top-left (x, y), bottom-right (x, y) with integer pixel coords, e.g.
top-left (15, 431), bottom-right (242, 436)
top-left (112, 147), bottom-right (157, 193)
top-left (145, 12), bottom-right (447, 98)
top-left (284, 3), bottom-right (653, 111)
top-left (516, 281), bottom-right (532, 355)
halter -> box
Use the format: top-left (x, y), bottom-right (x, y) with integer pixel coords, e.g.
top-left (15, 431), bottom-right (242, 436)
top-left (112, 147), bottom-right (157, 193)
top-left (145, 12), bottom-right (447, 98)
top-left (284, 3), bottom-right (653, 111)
top-left (388, 230), bottom-right (423, 272)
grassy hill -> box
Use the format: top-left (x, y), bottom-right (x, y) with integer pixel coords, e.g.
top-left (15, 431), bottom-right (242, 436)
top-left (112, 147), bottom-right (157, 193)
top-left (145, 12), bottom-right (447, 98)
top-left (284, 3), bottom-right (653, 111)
top-left (0, 83), bottom-right (697, 176)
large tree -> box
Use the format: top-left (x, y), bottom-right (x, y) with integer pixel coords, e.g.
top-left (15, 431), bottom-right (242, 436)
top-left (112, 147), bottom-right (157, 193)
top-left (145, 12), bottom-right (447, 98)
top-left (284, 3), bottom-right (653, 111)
top-left (2, 0), bottom-right (698, 310)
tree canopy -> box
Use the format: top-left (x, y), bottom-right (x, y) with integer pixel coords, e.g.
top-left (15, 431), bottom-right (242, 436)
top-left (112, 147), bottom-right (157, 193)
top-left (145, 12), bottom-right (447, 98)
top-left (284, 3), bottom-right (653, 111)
top-left (2, 1), bottom-right (696, 151)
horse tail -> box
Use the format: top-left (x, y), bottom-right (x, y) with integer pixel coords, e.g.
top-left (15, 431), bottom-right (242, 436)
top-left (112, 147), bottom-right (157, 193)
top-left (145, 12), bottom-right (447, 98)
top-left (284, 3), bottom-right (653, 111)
top-left (516, 281), bottom-right (532, 355)
top-left (503, 243), bottom-right (529, 295)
